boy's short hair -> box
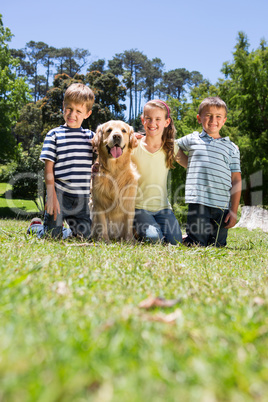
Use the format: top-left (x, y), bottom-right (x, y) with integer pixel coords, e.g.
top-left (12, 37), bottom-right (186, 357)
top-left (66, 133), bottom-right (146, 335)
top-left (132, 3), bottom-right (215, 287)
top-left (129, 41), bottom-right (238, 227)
top-left (64, 83), bottom-right (95, 112)
top-left (198, 97), bottom-right (227, 116)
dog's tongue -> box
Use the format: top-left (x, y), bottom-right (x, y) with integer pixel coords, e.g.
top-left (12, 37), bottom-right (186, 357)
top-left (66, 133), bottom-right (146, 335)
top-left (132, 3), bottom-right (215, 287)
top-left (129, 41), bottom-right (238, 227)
top-left (110, 146), bottom-right (122, 158)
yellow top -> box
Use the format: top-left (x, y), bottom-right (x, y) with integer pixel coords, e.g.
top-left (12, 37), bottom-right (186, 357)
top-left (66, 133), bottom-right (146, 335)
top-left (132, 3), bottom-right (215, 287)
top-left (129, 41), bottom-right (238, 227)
top-left (131, 139), bottom-right (178, 212)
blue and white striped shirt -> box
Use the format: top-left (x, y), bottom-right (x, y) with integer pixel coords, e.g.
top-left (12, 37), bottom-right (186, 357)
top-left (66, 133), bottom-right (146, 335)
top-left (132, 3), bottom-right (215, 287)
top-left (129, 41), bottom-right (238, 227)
top-left (40, 125), bottom-right (94, 197)
top-left (176, 130), bottom-right (241, 209)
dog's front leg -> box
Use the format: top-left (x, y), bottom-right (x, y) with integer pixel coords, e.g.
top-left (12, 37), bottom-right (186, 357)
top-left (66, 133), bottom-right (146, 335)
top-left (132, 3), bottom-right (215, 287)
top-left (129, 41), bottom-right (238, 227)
top-left (124, 211), bottom-right (135, 242)
top-left (96, 212), bottom-right (109, 242)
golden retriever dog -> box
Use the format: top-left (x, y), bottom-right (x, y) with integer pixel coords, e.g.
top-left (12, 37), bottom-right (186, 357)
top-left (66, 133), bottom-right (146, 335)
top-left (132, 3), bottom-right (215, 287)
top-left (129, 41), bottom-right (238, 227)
top-left (90, 120), bottom-right (139, 242)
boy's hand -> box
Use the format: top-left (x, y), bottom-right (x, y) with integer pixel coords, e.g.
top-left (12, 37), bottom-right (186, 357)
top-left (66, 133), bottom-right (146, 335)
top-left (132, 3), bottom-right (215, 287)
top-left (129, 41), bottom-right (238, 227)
top-left (224, 211), bottom-right (237, 229)
top-left (225, 172), bottom-right (242, 229)
top-left (45, 192), bottom-right (60, 220)
top-left (91, 162), bottom-right (100, 180)
top-left (44, 160), bottom-right (60, 220)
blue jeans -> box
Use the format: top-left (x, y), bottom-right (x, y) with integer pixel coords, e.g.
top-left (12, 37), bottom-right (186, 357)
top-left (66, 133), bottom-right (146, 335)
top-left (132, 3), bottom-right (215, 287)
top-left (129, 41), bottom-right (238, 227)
top-left (185, 203), bottom-right (229, 247)
top-left (135, 208), bottom-right (182, 245)
top-left (44, 191), bottom-right (91, 239)
top-left (27, 224), bottom-right (72, 239)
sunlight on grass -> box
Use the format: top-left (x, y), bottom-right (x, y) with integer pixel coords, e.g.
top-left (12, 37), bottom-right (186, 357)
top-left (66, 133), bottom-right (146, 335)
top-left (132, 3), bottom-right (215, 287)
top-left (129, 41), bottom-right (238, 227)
top-left (0, 182), bottom-right (40, 216)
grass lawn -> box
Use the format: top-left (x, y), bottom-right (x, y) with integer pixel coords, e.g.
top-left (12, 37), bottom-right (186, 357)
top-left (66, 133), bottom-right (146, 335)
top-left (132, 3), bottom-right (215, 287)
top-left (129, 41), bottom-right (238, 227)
top-left (0, 183), bottom-right (41, 218)
top-left (0, 218), bottom-right (268, 401)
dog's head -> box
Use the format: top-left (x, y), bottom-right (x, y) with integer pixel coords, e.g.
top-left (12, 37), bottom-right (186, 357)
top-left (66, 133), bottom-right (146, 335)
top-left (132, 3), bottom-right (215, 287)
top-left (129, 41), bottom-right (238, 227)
top-left (92, 120), bottom-right (137, 159)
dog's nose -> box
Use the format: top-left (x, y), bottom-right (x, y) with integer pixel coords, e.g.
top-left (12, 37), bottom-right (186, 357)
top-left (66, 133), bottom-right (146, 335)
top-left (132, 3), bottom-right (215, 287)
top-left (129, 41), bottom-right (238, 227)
top-left (113, 134), bottom-right (122, 144)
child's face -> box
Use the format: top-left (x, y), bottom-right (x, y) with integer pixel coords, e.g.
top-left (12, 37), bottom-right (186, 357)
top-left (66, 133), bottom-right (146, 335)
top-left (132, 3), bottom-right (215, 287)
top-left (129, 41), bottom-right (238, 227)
top-left (197, 106), bottom-right (227, 138)
top-left (141, 106), bottom-right (170, 139)
top-left (63, 101), bottom-right (92, 128)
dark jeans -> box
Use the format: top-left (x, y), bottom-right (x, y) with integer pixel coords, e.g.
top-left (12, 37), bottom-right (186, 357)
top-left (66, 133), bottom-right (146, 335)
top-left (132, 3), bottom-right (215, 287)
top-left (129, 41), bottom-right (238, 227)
top-left (135, 208), bottom-right (182, 245)
top-left (44, 191), bottom-right (91, 239)
top-left (184, 203), bottom-right (229, 247)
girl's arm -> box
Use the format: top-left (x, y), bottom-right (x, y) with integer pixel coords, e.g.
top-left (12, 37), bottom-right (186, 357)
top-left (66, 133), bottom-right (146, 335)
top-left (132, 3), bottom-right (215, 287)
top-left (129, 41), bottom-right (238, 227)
top-left (175, 148), bottom-right (188, 168)
top-left (44, 160), bottom-right (60, 220)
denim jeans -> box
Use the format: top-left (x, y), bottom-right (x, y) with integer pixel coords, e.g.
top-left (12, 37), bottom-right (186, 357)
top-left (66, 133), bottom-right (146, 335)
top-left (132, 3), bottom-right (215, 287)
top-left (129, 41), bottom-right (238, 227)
top-left (27, 224), bottom-right (72, 239)
top-left (135, 208), bottom-right (182, 245)
top-left (44, 191), bottom-right (91, 239)
top-left (185, 203), bottom-right (229, 247)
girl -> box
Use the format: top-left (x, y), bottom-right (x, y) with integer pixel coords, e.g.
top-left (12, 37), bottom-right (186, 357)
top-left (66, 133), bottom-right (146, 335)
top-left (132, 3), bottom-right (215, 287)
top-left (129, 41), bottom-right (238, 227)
top-left (132, 99), bottom-right (187, 244)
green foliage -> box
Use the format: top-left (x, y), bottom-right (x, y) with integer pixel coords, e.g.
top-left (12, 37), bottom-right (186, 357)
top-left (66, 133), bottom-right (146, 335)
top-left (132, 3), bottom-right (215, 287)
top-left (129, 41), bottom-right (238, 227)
top-left (88, 59), bottom-right (106, 73)
top-left (143, 57), bottom-right (164, 101)
top-left (0, 15), bottom-right (31, 161)
top-left (0, 219), bottom-right (268, 401)
top-left (14, 103), bottom-right (43, 150)
top-left (219, 32), bottom-right (268, 204)
top-left (162, 68), bottom-right (191, 99)
top-left (7, 145), bottom-right (44, 209)
top-left (85, 70), bottom-right (126, 128)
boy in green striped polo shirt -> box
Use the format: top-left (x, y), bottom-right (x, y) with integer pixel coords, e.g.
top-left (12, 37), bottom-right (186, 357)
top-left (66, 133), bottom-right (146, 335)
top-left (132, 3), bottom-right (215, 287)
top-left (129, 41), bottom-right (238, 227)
top-left (176, 97), bottom-right (242, 247)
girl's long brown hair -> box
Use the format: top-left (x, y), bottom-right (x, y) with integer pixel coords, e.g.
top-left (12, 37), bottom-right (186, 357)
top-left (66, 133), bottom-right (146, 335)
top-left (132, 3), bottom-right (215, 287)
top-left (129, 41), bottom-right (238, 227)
top-left (143, 100), bottom-right (177, 169)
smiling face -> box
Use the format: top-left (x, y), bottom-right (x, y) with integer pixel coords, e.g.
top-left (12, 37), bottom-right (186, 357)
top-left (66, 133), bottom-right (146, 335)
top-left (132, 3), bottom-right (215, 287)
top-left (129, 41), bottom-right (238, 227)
top-left (197, 106), bottom-right (227, 138)
top-left (63, 101), bottom-right (92, 129)
top-left (141, 106), bottom-right (170, 140)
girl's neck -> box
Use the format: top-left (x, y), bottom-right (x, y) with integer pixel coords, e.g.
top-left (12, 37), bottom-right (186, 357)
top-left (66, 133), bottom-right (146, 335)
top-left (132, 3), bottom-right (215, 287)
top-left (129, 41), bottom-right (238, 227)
top-left (143, 135), bottom-right (163, 153)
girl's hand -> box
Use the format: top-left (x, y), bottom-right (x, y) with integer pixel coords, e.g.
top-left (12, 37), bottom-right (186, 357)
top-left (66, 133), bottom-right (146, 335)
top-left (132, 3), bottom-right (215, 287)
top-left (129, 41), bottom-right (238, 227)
top-left (134, 132), bottom-right (144, 139)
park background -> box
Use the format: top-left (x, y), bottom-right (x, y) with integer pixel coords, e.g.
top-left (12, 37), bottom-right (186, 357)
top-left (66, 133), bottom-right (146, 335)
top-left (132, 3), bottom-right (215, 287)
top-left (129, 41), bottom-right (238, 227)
top-left (1, 0), bottom-right (268, 213)
top-left (0, 3), bottom-right (268, 401)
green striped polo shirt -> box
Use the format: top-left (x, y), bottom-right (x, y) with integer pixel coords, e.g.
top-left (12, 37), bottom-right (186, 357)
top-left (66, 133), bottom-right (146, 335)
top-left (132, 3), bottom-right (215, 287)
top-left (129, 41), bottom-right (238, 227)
top-left (176, 130), bottom-right (241, 209)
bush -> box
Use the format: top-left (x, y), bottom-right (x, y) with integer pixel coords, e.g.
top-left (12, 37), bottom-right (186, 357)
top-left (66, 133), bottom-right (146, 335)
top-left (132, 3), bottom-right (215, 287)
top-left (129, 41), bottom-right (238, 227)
top-left (8, 145), bottom-right (45, 209)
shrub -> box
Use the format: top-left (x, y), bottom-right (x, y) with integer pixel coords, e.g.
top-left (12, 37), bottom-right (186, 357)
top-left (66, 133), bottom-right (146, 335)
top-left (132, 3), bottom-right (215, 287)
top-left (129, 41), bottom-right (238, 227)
top-left (8, 145), bottom-right (45, 210)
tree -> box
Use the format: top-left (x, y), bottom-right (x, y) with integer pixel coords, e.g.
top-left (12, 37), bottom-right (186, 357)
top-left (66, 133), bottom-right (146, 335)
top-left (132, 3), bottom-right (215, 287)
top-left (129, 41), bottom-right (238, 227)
top-left (108, 55), bottom-right (124, 76)
top-left (122, 50), bottom-right (147, 122)
top-left (55, 47), bottom-right (90, 77)
top-left (189, 71), bottom-right (204, 88)
top-left (161, 68), bottom-right (191, 100)
top-left (143, 57), bottom-right (164, 101)
top-left (42, 45), bottom-right (57, 92)
top-left (14, 103), bottom-right (43, 150)
top-left (10, 48), bottom-right (34, 77)
top-left (109, 50), bottom-right (147, 123)
top-left (0, 14), bottom-right (31, 161)
top-left (85, 71), bottom-right (126, 128)
top-left (88, 59), bottom-right (106, 73)
top-left (25, 41), bottom-right (49, 102)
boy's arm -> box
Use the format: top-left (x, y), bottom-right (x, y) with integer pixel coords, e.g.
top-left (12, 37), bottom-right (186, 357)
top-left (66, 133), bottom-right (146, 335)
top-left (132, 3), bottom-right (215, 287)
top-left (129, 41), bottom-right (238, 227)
top-left (224, 172), bottom-right (242, 229)
top-left (175, 148), bottom-right (188, 169)
top-left (44, 160), bottom-right (60, 220)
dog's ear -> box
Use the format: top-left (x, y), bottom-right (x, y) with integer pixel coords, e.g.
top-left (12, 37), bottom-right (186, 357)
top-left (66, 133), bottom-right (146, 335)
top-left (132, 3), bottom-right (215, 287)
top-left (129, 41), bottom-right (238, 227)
top-left (92, 124), bottom-right (103, 152)
top-left (128, 127), bottom-right (138, 149)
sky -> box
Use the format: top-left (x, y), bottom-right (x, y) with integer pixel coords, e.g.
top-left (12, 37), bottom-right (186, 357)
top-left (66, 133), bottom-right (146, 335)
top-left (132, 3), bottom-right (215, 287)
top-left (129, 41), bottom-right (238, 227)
top-left (1, 0), bottom-right (268, 85)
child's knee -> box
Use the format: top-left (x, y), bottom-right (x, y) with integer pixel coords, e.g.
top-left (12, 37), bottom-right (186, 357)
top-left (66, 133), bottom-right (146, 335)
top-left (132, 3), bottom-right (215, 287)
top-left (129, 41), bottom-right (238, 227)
top-left (144, 224), bottom-right (163, 243)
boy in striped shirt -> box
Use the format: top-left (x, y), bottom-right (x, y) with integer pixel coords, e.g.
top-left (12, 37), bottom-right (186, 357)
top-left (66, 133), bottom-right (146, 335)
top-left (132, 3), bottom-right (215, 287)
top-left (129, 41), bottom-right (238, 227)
top-left (40, 83), bottom-right (95, 239)
top-left (176, 97), bottom-right (242, 247)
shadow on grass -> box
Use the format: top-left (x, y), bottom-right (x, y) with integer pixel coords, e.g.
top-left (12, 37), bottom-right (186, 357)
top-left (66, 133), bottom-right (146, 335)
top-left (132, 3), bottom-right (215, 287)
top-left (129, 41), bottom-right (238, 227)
top-left (0, 190), bottom-right (43, 221)
top-left (0, 207), bottom-right (40, 221)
